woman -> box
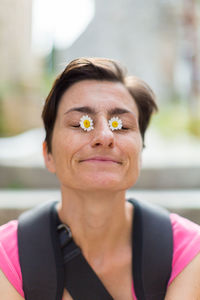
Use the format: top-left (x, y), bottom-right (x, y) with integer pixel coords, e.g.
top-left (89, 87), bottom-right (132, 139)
top-left (0, 57), bottom-right (200, 300)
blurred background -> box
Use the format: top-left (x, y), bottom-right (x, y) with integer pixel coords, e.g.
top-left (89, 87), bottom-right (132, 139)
top-left (0, 0), bottom-right (200, 224)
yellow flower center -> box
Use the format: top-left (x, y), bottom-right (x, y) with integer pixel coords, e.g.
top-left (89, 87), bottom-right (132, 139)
top-left (112, 121), bottom-right (118, 128)
top-left (83, 119), bottom-right (91, 128)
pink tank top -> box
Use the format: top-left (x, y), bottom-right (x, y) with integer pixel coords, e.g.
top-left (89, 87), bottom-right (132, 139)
top-left (1, 214), bottom-right (200, 299)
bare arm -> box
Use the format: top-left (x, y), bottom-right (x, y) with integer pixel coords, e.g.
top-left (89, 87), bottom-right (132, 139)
top-left (0, 269), bottom-right (24, 300)
top-left (1, 253), bottom-right (200, 300)
top-left (165, 252), bottom-right (200, 300)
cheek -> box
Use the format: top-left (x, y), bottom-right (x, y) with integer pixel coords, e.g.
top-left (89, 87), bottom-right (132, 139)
top-left (123, 135), bottom-right (143, 172)
top-left (51, 130), bottom-right (89, 165)
top-left (51, 131), bottom-right (69, 165)
top-left (125, 134), bottom-right (142, 156)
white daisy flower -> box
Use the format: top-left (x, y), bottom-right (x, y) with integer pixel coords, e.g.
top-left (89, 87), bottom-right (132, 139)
top-left (108, 116), bottom-right (123, 131)
top-left (79, 115), bottom-right (94, 131)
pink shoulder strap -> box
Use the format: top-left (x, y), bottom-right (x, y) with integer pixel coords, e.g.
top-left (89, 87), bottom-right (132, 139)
top-left (0, 221), bottom-right (24, 297)
top-left (168, 213), bottom-right (200, 286)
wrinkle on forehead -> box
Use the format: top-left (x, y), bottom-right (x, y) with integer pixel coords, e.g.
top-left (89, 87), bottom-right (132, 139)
top-left (58, 80), bottom-right (139, 118)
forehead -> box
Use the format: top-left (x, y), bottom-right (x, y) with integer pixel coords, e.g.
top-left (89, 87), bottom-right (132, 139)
top-left (58, 80), bottom-right (138, 117)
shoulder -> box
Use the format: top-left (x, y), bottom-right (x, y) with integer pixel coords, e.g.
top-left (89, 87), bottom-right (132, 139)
top-left (0, 221), bottom-right (24, 298)
top-left (165, 214), bottom-right (200, 299)
top-left (170, 213), bottom-right (200, 284)
top-left (0, 269), bottom-right (24, 300)
top-left (165, 251), bottom-right (200, 299)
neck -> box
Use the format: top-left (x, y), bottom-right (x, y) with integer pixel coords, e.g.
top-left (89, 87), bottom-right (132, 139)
top-left (57, 187), bottom-right (133, 263)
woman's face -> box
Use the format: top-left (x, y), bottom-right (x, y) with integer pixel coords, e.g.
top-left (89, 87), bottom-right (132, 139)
top-left (43, 80), bottom-right (143, 192)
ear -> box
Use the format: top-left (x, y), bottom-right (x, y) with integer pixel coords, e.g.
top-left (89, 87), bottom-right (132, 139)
top-left (42, 141), bottom-right (56, 173)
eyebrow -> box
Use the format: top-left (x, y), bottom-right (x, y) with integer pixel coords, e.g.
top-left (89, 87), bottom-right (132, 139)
top-left (65, 106), bottom-right (136, 117)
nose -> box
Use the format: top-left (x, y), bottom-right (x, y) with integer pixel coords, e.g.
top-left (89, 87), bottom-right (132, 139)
top-left (91, 117), bottom-right (114, 148)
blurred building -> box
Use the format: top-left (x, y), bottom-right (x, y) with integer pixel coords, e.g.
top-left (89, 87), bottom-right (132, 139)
top-left (55, 0), bottom-right (179, 101)
top-left (0, 0), bottom-right (199, 136)
top-left (0, 0), bottom-right (34, 82)
top-left (0, 0), bottom-right (44, 135)
top-left (53, 0), bottom-right (199, 108)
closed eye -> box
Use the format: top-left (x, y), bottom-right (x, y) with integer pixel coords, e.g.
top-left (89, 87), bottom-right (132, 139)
top-left (71, 125), bottom-right (129, 130)
top-left (121, 127), bottom-right (129, 130)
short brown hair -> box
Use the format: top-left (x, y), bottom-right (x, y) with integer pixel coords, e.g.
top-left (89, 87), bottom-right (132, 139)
top-left (42, 57), bottom-right (158, 152)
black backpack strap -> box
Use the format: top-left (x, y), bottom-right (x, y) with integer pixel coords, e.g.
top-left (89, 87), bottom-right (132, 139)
top-left (58, 224), bottom-right (114, 300)
top-left (18, 201), bottom-right (114, 300)
top-left (18, 201), bottom-right (64, 300)
top-left (18, 199), bottom-right (172, 300)
top-left (128, 199), bottom-right (173, 300)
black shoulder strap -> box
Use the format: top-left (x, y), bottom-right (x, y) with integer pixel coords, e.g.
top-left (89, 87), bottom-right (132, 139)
top-left (18, 201), bottom-right (64, 300)
top-left (18, 201), bottom-right (113, 300)
top-left (58, 224), bottom-right (114, 300)
top-left (18, 199), bottom-right (173, 300)
top-left (129, 199), bottom-right (173, 300)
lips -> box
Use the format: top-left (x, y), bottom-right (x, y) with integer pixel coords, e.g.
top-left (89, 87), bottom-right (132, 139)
top-left (79, 156), bottom-right (122, 164)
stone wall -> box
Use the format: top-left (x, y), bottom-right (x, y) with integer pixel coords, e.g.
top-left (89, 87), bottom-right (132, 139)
top-left (1, 190), bottom-right (200, 225)
top-left (0, 165), bottom-right (199, 190)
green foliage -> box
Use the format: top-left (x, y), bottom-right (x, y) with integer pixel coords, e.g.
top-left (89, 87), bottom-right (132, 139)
top-left (152, 103), bottom-right (200, 138)
top-left (0, 108), bottom-right (4, 135)
top-left (187, 118), bottom-right (200, 137)
top-left (6, 181), bottom-right (25, 189)
top-left (38, 69), bottom-right (56, 97)
top-left (0, 94), bottom-right (5, 136)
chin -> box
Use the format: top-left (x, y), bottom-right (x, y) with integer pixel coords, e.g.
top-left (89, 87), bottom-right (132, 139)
top-left (77, 175), bottom-right (130, 192)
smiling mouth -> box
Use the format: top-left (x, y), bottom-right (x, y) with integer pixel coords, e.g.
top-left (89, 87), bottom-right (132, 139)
top-left (79, 157), bottom-right (122, 164)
